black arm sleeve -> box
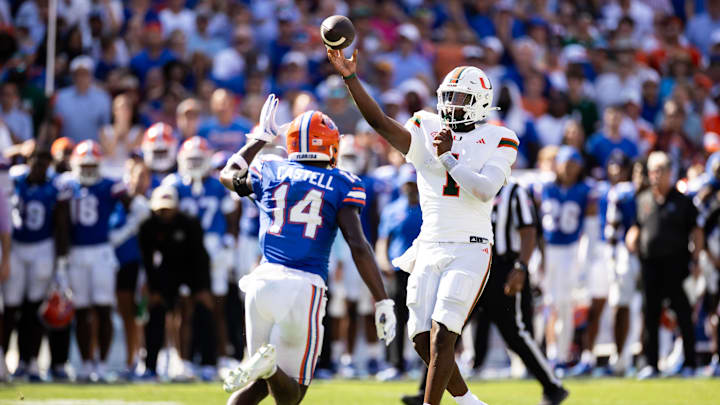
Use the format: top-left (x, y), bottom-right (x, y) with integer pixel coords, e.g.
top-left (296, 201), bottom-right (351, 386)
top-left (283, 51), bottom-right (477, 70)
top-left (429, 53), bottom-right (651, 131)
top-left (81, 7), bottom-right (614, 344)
top-left (232, 171), bottom-right (253, 197)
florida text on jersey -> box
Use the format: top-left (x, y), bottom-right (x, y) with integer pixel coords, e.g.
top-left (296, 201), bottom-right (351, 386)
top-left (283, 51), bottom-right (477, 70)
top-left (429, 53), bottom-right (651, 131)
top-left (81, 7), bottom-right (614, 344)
top-left (250, 158), bottom-right (367, 281)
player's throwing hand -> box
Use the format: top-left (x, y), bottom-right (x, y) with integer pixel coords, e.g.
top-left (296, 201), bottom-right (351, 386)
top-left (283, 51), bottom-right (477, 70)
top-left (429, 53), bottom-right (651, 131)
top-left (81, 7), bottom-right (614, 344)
top-left (433, 128), bottom-right (453, 156)
top-left (248, 93), bottom-right (280, 143)
top-left (327, 49), bottom-right (358, 78)
top-left (375, 299), bottom-right (397, 346)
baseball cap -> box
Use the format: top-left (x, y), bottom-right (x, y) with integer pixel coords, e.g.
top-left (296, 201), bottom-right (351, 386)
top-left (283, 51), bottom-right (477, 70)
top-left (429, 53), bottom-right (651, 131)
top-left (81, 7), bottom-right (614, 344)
top-left (70, 56), bottom-right (95, 73)
top-left (484, 36), bottom-right (504, 55)
top-left (397, 23), bottom-right (420, 42)
top-left (555, 145), bottom-right (583, 165)
top-left (397, 164), bottom-right (417, 186)
top-left (606, 150), bottom-right (631, 169)
top-left (150, 185), bottom-right (179, 210)
top-left (463, 45), bottom-right (484, 60)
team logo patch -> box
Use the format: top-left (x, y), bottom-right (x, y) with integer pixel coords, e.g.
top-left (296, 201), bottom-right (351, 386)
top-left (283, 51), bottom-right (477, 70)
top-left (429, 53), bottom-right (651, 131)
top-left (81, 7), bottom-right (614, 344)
top-left (469, 236), bottom-right (489, 244)
top-left (312, 139), bottom-right (323, 146)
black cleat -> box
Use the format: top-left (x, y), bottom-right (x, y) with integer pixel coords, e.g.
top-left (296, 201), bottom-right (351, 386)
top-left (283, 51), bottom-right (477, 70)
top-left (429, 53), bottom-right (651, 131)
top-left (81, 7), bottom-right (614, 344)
top-left (539, 387), bottom-right (569, 405)
top-left (401, 393), bottom-right (424, 405)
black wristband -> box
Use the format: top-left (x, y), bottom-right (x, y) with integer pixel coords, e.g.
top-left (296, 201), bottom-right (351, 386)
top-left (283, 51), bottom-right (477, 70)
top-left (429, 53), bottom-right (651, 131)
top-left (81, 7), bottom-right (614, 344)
top-left (514, 261), bottom-right (528, 272)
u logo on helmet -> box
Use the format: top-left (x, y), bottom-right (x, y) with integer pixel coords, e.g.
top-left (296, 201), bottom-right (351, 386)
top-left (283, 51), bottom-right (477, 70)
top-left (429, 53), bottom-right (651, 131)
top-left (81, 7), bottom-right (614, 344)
top-left (479, 78), bottom-right (492, 90)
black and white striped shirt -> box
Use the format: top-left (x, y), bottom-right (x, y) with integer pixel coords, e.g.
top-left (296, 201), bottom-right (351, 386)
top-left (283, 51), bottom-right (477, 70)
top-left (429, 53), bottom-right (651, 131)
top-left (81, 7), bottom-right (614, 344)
top-left (491, 181), bottom-right (538, 258)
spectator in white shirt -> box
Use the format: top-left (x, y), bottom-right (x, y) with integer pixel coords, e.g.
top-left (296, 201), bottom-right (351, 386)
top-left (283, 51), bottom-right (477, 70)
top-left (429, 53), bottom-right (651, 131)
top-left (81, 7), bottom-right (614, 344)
top-left (536, 90), bottom-right (572, 146)
top-left (0, 82), bottom-right (32, 143)
top-left (159, 0), bottom-right (195, 39)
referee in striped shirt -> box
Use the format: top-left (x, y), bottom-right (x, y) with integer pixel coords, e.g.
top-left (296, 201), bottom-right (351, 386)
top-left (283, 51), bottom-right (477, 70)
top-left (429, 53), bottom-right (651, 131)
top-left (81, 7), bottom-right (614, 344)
top-left (473, 180), bottom-right (568, 405)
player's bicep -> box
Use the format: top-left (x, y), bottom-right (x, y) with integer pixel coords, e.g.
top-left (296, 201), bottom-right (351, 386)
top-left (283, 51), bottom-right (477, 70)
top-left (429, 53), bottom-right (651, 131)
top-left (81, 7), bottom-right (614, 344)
top-left (337, 205), bottom-right (369, 251)
top-left (379, 115), bottom-right (411, 155)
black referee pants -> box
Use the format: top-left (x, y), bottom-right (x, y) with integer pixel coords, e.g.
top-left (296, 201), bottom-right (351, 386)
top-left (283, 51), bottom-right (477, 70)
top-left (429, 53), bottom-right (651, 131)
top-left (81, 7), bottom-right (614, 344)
top-left (640, 256), bottom-right (696, 369)
top-left (387, 271), bottom-right (410, 371)
top-left (472, 258), bottom-right (563, 395)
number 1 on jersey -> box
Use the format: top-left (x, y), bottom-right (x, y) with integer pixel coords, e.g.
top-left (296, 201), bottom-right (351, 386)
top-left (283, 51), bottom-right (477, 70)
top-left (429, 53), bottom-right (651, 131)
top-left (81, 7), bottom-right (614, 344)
top-left (442, 153), bottom-right (460, 197)
top-left (268, 184), bottom-right (324, 239)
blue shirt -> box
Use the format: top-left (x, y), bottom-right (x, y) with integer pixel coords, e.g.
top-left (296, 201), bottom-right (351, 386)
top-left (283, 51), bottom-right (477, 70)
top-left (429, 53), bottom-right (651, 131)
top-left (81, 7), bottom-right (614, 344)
top-left (54, 85), bottom-right (111, 143)
top-left (686, 12), bottom-right (720, 55)
top-left (541, 180), bottom-right (594, 245)
top-left (164, 174), bottom-right (234, 236)
top-left (378, 197), bottom-right (422, 268)
top-left (198, 116), bottom-right (253, 153)
top-left (586, 133), bottom-right (639, 168)
top-left (240, 197), bottom-right (261, 237)
top-left (250, 159), bottom-right (367, 281)
top-left (129, 48), bottom-right (177, 84)
top-left (62, 175), bottom-right (124, 246)
top-left (375, 51), bottom-right (433, 87)
top-left (109, 202), bottom-right (141, 264)
top-left (604, 181), bottom-right (637, 242)
top-left (11, 166), bottom-right (67, 243)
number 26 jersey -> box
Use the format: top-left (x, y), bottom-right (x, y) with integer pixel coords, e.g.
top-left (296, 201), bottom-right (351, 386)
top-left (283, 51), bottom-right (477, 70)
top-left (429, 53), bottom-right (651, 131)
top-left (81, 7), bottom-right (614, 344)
top-left (540, 180), bottom-right (594, 245)
top-left (250, 158), bottom-right (366, 281)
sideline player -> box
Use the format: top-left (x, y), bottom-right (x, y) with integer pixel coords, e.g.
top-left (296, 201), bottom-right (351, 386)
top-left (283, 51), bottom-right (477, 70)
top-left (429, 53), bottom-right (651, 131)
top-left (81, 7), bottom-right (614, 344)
top-left (164, 136), bottom-right (240, 376)
top-left (4, 149), bottom-right (70, 381)
top-left (538, 146), bottom-right (597, 372)
top-left (328, 49), bottom-right (518, 405)
top-left (61, 140), bottom-right (148, 381)
top-left (219, 95), bottom-right (396, 405)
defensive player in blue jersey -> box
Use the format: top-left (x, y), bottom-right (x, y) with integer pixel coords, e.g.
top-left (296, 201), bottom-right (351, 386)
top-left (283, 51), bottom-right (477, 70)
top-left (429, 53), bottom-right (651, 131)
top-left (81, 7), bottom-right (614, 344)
top-left (538, 146), bottom-right (597, 370)
top-left (572, 152), bottom-right (636, 376)
top-left (61, 140), bottom-right (149, 382)
top-left (4, 149), bottom-right (70, 381)
top-left (219, 95), bottom-right (395, 405)
top-left (165, 136), bottom-right (241, 375)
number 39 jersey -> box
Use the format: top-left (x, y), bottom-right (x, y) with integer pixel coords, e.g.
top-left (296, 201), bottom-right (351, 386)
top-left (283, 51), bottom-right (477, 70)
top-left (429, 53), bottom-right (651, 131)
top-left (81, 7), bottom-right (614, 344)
top-left (10, 165), bottom-right (70, 243)
top-left (60, 174), bottom-right (125, 246)
top-left (404, 111), bottom-right (518, 244)
top-left (250, 158), bottom-right (366, 281)
top-left (540, 180), bottom-right (594, 245)
top-left (162, 174), bottom-right (235, 236)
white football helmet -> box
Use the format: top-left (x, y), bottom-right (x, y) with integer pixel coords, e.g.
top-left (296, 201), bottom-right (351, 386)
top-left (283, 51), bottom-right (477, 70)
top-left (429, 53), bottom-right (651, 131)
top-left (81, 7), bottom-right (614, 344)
top-left (178, 136), bottom-right (212, 180)
top-left (70, 140), bottom-right (102, 185)
top-left (142, 123), bottom-right (178, 172)
top-left (337, 134), bottom-right (368, 174)
top-left (436, 66), bottom-right (498, 126)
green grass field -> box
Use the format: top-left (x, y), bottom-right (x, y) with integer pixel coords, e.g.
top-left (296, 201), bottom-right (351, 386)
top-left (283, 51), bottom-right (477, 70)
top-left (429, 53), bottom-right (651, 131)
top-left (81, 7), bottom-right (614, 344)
top-left (0, 378), bottom-right (719, 405)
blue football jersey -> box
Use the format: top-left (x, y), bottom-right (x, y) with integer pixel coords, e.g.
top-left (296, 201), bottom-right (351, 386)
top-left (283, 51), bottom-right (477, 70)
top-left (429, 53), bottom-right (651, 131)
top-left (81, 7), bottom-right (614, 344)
top-left (541, 180), bottom-right (594, 245)
top-left (109, 202), bottom-right (142, 264)
top-left (240, 197), bottom-right (261, 238)
top-left (359, 174), bottom-right (380, 244)
top-left (10, 166), bottom-right (69, 243)
top-left (250, 159), bottom-right (366, 281)
top-left (63, 175), bottom-right (125, 246)
top-left (164, 174), bottom-right (235, 236)
top-left (596, 181), bottom-right (611, 241)
top-left (604, 181), bottom-right (636, 243)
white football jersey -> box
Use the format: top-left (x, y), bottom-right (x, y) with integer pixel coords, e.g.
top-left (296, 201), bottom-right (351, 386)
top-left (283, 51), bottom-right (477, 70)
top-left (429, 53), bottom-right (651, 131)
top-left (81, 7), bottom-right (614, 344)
top-left (404, 111), bottom-right (518, 244)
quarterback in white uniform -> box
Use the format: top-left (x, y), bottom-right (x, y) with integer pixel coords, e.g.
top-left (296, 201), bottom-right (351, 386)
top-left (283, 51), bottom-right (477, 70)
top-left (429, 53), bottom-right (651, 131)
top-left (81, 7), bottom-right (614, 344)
top-left (329, 50), bottom-right (517, 405)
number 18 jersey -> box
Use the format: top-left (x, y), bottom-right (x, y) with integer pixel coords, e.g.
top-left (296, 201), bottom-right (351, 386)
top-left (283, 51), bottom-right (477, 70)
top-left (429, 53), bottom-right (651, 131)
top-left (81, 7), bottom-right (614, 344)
top-left (250, 159), bottom-right (366, 281)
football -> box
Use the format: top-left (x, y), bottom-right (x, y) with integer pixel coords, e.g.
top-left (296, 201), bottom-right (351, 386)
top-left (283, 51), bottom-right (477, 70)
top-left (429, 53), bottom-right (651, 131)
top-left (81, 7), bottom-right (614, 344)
top-left (320, 15), bottom-right (355, 50)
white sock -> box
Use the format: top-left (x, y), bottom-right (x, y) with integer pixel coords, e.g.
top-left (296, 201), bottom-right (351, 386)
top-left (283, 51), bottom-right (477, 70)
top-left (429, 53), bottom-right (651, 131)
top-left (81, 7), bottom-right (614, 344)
top-left (454, 390), bottom-right (486, 405)
top-left (331, 341), bottom-right (344, 363)
top-left (581, 349), bottom-right (596, 366)
top-left (366, 342), bottom-right (380, 360)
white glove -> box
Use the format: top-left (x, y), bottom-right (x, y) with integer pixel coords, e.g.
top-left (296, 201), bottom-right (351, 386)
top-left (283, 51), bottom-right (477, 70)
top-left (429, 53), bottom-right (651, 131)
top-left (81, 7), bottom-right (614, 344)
top-left (374, 299), bottom-right (397, 346)
top-left (248, 93), bottom-right (279, 143)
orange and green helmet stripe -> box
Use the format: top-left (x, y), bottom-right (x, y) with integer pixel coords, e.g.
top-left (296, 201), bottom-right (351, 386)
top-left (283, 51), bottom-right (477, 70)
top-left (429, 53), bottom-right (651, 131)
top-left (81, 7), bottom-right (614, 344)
top-left (498, 137), bottom-right (518, 151)
top-left (449, 67), bottom-right (469, 84)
